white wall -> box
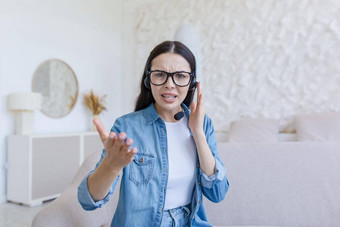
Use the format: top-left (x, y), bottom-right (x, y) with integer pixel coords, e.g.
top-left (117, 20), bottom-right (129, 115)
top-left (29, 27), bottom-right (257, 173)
top-left (121, 0), bottom-right (162, 111)
top-left (0, 0), bottom-right (123, 203)
top-left (131, 0), bottom-right (340, 132)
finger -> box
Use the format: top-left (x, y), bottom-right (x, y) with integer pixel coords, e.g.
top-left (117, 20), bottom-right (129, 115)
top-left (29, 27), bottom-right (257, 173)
top-left (197, 92), bottom-right (204, 109)
top-left (195, 82), bottom-right (201, 108)
top-left (126, 147), bottom-right (138, 160)
top-left (113, 132), bottom-right (126, 151)
top-left (127, 147), bottom-right (138, 155)
top-left (93, 118), bottom-right (109, 142)
top-left (190, 101), bottom-right (196, 112)
top-left (131, 147), bottom-right (138, 154)
top-left (121, 138), bottom-right (133, 153)
top-left (106, 131), bottom-right (117, 147)
top-left (197, 81), bottom-right (202, 96)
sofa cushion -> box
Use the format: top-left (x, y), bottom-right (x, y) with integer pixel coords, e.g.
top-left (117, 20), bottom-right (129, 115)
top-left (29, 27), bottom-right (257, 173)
top-left (227, 118), bottom-right (279, 143)
top-left (295, 112), bottom-right (340, 141)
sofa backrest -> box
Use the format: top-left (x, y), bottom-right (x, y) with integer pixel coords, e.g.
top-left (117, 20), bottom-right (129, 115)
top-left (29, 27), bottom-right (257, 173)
top-left (204, 142), bottom-right (340, 226)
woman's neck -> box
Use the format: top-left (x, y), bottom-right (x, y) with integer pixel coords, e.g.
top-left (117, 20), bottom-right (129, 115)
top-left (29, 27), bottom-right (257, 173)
top-left (154, 103), bottom-right (182, 123)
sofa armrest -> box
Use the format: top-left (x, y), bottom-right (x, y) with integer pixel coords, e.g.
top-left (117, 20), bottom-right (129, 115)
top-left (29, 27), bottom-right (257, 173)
top-left (32, 151), bottom-right (120, 227)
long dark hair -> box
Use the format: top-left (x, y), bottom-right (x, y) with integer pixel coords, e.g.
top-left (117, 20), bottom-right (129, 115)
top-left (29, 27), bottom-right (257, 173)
top-left (135, 41), bottom-right (196, 111)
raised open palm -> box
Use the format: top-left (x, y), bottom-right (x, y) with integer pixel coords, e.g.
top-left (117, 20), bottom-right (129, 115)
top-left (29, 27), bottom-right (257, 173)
top-left (93, 118), bottom-right (137, 173)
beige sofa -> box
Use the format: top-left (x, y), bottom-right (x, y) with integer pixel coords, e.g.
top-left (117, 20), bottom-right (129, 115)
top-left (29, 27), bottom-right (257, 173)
top-left (33, 141), bottom-right (340, 226)
top-left (206, 142), bottom-right (340, 227)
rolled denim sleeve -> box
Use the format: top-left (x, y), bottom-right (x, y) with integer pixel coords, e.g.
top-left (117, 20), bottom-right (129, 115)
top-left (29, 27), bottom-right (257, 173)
top-left (77, 171), bottom-right (118, 211)
top-left (200, 157), bottom-right (229, 203)
top-left (77, 149), bottom-right (120, 211)
top-left (199, 158), bottom-right (226, 189)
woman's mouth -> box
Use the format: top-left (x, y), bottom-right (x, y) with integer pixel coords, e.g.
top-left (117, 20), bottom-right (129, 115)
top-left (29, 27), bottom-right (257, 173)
top-left (161, 94), bottom-right (177, 103)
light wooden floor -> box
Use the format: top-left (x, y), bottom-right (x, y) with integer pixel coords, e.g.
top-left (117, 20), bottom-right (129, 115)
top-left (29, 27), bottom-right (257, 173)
top-left (0, 201), bottom-right (50, 227)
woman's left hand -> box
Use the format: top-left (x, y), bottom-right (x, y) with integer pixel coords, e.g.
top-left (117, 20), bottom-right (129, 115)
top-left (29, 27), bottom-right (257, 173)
top-left (189, 82), bottom-right (206, 136)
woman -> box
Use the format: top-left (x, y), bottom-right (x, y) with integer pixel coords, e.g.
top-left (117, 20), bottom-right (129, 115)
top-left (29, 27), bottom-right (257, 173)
top-left (78, 41), bottom-right (229, 227)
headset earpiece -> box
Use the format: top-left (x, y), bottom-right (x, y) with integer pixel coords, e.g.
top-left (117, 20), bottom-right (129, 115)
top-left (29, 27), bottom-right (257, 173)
top-left (144, 76), bottom-right (150, 89)
top-left (190, 81), bottom-right (198, 90)
top-left (189, 71), bottom-right (197, 90)
top-left (189, 55), bottom-right (197, 91)
top-left (144, 70), bottom-right (151, 89)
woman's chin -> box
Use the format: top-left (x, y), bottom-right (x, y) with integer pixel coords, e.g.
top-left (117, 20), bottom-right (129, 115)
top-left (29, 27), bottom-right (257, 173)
top-left (155, 100), bottom-right (182, 113)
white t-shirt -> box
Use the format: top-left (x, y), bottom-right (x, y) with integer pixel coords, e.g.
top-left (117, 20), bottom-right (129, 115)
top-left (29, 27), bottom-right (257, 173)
top-left (164, 116), bottom-right (197, 210)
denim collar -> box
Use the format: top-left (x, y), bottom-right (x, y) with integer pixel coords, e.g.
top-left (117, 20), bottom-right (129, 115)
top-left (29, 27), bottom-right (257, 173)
top-left (143, 103), bottom-right (191, 125)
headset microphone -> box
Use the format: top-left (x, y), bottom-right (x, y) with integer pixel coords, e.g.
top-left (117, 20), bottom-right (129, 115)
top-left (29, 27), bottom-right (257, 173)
top-left (174, 111), bottom-right (184, 120)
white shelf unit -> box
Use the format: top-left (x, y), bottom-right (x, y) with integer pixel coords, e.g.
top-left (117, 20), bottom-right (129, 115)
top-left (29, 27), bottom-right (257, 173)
top-left (7, 132), bottom-right (103, 206)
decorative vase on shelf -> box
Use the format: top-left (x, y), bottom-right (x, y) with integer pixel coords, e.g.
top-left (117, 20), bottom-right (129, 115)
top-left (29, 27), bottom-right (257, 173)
top-left (92, 114), bottom-right (100, 131)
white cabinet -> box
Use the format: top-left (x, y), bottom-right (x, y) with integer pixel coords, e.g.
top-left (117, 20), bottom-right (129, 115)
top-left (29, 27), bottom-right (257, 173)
top-left (7, 132), bottom-right (103, 206)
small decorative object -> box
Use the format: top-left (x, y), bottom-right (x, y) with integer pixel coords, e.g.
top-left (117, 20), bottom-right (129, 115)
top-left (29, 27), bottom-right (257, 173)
top-left (8, 92), bottom-right (42, 134)
top-left (83, 90), bottom-right (107, 131)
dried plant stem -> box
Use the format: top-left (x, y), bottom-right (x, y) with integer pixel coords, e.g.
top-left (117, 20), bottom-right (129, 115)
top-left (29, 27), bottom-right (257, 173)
top-left (83, 90), bottom-right (107, 115)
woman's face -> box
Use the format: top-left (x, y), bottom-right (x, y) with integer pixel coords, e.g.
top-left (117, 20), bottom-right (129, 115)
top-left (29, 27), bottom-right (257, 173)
top-left (150, 53), bottom-right (191, 121)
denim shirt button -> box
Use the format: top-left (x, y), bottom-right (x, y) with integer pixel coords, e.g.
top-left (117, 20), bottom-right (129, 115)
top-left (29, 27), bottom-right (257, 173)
top-left (198, 182), bottom-right (201, 186)
top-left (198, 200), bottom-right (201, 204)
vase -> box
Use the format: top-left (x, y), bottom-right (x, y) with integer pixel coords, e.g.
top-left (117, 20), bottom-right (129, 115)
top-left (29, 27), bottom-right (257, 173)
top-left (92, 114), bottom-right (100, 131)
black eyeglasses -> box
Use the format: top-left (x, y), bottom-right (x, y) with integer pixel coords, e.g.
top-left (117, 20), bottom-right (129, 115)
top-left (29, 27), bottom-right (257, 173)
top-left (147, 70), bottom-right (193, 87)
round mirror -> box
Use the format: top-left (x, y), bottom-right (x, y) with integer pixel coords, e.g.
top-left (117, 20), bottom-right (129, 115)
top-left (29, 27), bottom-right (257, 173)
top-left (32, 59), bottom-right (79, 118)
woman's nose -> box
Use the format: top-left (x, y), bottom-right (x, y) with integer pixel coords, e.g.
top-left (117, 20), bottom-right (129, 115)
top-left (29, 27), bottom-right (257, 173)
top-left (164, 75), bottom-right (175, 88)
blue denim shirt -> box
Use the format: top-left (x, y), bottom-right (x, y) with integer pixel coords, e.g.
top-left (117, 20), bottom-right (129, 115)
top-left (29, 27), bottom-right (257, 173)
top-left (78, 103), bottom-right (229, 227)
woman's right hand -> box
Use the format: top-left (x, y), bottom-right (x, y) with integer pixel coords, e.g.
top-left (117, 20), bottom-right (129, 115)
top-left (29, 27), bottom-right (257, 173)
top-left (93, 118), bottom-right (138, 174)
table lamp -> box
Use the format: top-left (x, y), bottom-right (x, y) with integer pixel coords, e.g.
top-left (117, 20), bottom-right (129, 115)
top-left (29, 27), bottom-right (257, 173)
top-left (8, 92), bottom-right (42, 134)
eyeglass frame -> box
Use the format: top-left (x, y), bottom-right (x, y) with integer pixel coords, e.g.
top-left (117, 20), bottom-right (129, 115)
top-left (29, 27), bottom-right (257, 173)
top-left (146, 70), bottom-right (194, 87)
